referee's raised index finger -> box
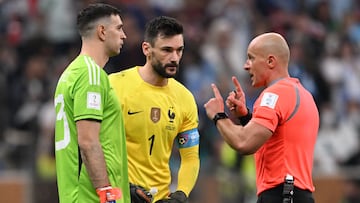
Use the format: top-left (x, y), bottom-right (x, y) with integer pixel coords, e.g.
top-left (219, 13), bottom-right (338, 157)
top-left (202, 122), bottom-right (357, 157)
top-left (211, 83), bottom-right (222, 99)
top-left (232, 76), bottom-right (244, 93)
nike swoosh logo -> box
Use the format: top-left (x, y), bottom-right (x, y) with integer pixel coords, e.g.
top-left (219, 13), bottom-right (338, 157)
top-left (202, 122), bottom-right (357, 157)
top-left (127, 110), bottom-right (143, 115)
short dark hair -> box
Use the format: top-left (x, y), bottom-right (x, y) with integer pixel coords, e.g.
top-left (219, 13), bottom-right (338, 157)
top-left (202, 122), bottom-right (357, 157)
top-left (144, 16), bottom-right (183, 46)
top-left (77, 3), bottom-right (121, 37)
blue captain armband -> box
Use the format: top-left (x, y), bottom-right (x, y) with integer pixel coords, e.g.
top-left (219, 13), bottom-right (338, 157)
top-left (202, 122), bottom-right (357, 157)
top-left (177, 129), bottom-right (200, 148)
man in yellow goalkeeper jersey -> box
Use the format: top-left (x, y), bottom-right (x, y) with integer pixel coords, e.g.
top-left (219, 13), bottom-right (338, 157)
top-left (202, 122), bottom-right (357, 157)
top-left (109, 16), bottom-right (200, 203)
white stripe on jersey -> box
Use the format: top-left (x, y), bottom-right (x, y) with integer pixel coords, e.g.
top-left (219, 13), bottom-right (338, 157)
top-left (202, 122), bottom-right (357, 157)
top-left (84, 56), bottom-right (93, 85)
top-left (91, 59), bottom-right (97, 85)
top-left (84, 56), bottom-right (101, 85)
top-left (96, 61), bottom-right (100, 85)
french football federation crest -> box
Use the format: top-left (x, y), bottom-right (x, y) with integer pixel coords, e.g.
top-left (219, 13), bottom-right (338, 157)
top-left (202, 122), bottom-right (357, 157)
top-left (168, 107), bottom-right (175, 123)
top-left (150, 107), bottom-right (161, 123)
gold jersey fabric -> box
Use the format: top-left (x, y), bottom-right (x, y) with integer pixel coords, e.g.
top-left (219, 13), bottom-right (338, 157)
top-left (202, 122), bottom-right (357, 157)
top-left (109, 66), bottom-right (200, 201)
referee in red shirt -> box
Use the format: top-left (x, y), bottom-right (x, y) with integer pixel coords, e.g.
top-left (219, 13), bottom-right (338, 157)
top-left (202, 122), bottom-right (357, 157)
top-left (204, 32), bottom-right (319, 203)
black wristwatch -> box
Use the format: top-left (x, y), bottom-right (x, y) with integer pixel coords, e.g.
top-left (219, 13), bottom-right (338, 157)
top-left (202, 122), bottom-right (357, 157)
top-left (213, 112), bottom-right (228, 125)
top-left (238, 107), bottom-right (252, 125)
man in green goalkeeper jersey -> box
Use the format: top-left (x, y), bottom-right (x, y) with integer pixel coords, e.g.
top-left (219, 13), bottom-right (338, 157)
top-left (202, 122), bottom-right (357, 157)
top-left (54, 3), bottom-right (130, 203)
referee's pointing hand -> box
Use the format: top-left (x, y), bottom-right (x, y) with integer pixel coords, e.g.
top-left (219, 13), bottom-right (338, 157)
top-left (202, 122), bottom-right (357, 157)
top-left (204, 83), bottom-right (224, 120)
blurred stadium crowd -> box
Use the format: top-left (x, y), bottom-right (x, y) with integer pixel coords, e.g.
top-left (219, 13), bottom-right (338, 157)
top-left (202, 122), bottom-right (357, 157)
top-left (1, 0), bottom-right (360, 202)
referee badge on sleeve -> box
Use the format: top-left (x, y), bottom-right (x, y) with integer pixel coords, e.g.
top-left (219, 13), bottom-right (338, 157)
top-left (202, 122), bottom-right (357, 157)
top-left (260, 92), bottom-right (278, 109)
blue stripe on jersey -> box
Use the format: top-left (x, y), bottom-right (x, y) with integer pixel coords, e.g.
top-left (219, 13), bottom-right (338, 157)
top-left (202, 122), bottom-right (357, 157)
top-left (177, 129), bottom-right (200, 148)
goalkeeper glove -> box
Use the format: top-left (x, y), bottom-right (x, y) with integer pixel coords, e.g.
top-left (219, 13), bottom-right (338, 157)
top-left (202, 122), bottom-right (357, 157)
top-left (96, 185), bottom-right (122, 203)
top-left (130, 183), bottom-right (153, 203)
top-left (155, 191), bottom-right (187, 203)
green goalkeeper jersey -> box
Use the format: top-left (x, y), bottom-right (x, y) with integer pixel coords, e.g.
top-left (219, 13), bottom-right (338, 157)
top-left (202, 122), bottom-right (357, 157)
top-left (54, 55), bottom-right (130, 203)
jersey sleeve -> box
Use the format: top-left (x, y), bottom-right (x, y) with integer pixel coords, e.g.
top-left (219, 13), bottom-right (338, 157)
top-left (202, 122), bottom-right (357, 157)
top-left (73, 64), bottom-right (107, 122)
top-left (175, 88), bottom-right (200, 196)
top-left (252, 82), bottom-right (297, 132)
top-left (178, 91), bottom-right (199, 133)
top-left (176, 145), bottom-right (200, 196)
top-left (176, 91), bottom-right (200, 148)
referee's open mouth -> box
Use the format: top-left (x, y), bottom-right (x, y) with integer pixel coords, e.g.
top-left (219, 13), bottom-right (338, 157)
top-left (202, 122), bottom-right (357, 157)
top-left (249, 74), bottom-right (254, 80)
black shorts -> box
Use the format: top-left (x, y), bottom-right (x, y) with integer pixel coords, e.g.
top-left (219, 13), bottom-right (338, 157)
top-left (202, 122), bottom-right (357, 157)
top-left (257, 184), bottom-right (315, 203)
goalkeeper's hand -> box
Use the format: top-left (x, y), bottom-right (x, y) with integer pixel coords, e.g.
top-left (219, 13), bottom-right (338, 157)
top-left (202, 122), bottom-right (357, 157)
top-left (130, 183), bottom-right (153, 203)
top-left (96, 185), bottom-right (122, 203)
top-left (155, 191), bottom-right (187, 203)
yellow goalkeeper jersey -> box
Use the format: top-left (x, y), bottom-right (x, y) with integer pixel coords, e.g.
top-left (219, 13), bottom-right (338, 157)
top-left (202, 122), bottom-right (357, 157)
top-left (109, 66), bottom-right (200, 202)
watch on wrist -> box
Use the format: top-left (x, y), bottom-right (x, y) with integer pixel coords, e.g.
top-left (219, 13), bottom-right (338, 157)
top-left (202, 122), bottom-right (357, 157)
top-left (213, 112), bottom-right (228, 125)
top-left (238, 107), bottom-right (252, 125)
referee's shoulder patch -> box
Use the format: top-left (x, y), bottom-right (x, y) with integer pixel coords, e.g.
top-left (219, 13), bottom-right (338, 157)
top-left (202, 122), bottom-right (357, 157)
top-left (260, 92), bottom-right (278, 109)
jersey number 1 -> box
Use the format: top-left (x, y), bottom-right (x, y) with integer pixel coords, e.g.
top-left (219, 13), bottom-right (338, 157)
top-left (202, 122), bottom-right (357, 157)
top-left (148, 135), bottom-right (155, 155)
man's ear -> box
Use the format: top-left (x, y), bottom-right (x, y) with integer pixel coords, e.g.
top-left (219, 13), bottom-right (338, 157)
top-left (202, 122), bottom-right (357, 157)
top-left (267, 55), bottom-right (276, 69)
top-left (142, 42), bottom-right (151, 56)
top-left (97, 25), bottom-right (106, 41)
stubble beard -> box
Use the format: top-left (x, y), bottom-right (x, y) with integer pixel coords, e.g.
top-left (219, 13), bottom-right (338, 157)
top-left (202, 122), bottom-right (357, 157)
top-left (152, 60), bottom-right (178, 78)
